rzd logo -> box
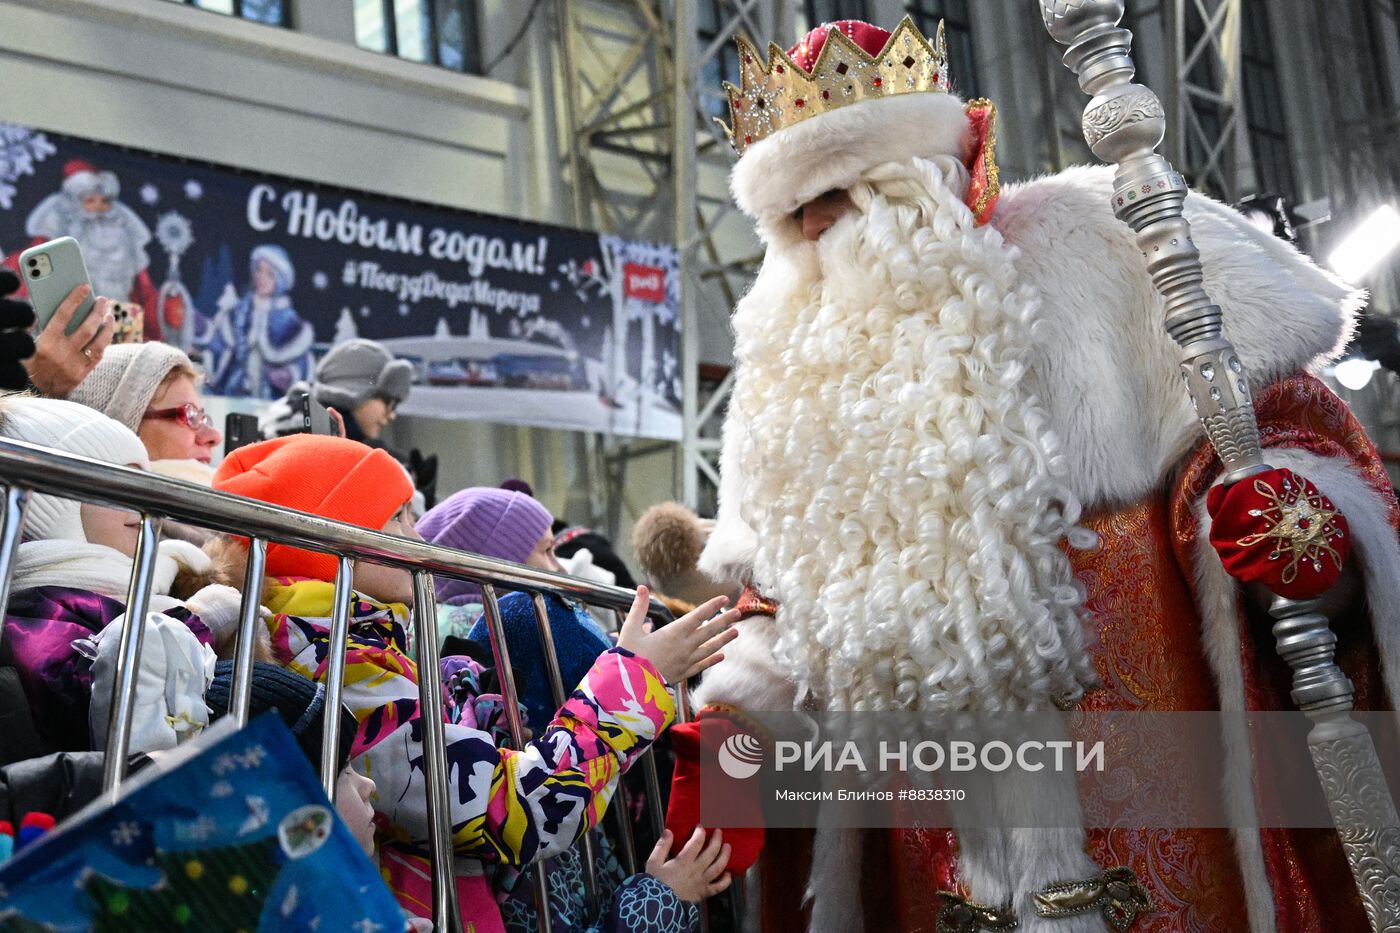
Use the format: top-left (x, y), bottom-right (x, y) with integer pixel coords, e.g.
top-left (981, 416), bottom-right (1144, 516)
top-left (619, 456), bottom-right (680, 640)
top-left (623, 262), bottom-right (666, 303)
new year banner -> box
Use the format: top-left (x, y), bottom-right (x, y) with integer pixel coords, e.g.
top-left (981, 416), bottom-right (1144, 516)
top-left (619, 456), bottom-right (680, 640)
top-left (0, 122), bottom-right (682, 440)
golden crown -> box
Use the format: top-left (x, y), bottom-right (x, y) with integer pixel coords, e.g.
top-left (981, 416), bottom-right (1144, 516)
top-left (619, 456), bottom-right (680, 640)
top-left (719, 16), bottom-right (950, 156)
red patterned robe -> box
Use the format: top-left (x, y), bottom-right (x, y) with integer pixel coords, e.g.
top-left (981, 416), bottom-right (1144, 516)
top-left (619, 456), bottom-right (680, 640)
top-left (749, 375), bottom-right (1399, 931)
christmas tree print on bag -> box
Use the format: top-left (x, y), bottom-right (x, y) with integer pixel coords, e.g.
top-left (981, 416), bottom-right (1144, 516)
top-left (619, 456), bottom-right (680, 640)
top-left (0, 714), bottom-right (404, 932)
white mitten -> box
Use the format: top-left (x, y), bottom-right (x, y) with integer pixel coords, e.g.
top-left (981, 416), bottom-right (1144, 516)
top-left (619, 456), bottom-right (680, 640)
top-left (557, 547), bottom-right (616, 586)
top-left (158, 538), bottom-right (213, 574)
top-left (88, 612), bottom-right (217, 754)
top-left (185, 583), bottom-right (247, 644)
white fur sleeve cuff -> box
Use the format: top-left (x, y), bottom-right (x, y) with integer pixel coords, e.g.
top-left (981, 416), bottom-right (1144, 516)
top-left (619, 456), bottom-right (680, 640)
top-left (690, 615), bottom-right (796, 713)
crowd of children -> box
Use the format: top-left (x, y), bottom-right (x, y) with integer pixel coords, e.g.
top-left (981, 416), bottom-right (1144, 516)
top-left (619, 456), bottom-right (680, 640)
top-left (0, 341), bottom-right (738, 932)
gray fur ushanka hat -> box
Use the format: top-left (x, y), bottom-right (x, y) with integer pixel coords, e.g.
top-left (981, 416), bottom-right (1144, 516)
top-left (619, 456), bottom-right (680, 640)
top-left (311, 339), bottom-right (413, 411)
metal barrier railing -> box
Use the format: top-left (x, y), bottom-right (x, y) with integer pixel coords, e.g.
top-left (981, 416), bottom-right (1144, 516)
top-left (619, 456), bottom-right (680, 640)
top-left (0, 437), bottom-right (680, 933)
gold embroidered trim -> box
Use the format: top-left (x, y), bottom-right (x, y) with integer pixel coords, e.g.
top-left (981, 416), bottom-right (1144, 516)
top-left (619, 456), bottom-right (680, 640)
top-left (935, 891), bottom-right (1019, 932)
top-left (1235, 475), bottom-right (1345, 585)
top-left (1033, 866), bottom-right (1152, 931)
top-left (965, 97), bottom-right (1001, 224)
top-left (698, 703), bottom-right (771, 741)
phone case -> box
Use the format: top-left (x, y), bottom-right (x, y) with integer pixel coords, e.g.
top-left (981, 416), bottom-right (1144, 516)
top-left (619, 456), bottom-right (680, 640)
top-left (110, 301), bottom-right (145, 344)
top-left (297, 393), bottom-right (333, 436)
top-left (224, 413), bottom-right (262, 453)
top-left (19, 236), bottom-right (96, 335)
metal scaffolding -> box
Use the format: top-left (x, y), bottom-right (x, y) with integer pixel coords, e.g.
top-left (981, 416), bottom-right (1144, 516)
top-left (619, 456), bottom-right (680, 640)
top-left (1310, 0), bottom-right (1400, 253)
top-left (1309, 0), bottom-right (1400, 453)
top-left (676, 1), bottom-right (792, 511)
top-left (549, 0), bottom-right (790, 517)
top-left (1168, 0), bottom-right (1248, 199)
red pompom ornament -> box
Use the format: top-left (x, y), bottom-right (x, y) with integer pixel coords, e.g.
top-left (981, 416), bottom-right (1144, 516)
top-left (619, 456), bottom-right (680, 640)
top-left (1206, 467), bottom-right (1350, 600)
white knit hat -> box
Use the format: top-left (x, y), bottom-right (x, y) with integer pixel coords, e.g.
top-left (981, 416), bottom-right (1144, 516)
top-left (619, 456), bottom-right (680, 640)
top-left (0, 396), bottom-right (150, 542)
top-left (67, 342), bottom-right (194, 434)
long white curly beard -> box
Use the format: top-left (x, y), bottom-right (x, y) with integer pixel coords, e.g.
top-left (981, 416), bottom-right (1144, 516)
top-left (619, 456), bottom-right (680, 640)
top-left (729, 156), bottom-right (1097, 713)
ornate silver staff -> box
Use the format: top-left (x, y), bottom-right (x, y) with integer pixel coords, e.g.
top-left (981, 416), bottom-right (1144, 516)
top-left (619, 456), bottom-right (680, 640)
top-left (1038, 2), bottom-right (1400, 928)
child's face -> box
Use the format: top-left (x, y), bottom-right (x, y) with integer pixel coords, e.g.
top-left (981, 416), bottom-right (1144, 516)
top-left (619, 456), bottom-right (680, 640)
top-left (525, 529), bottom-right (562, 573)
top-left (80, 498), bottom-right (144, 556)
top-left (336, 765), bottom-right (377, 858)
top-left (353, 504), bottom-right (421, 606)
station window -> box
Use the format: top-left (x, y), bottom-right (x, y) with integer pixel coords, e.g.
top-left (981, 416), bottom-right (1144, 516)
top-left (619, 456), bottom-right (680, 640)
top-left (1240, 3), bottom-right (1295, 198)
top-left (905, 0), bottom-right (978, 97)
top-left (167, 0), bottom-right (287, 26)
top-left (354, 0), bottom-right (482, 74)
top-left (697, 0), bottom-right (743, 120)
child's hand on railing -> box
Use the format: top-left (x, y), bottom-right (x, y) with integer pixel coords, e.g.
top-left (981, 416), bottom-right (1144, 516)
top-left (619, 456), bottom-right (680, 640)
top-left (645, 827), bottom-right (733, 902)
top-left (616, 587), bottom-right (739, 684)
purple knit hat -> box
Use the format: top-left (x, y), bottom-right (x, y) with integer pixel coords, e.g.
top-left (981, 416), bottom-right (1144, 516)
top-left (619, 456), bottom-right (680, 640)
top-left (416, 487), bottom-right (554, 605)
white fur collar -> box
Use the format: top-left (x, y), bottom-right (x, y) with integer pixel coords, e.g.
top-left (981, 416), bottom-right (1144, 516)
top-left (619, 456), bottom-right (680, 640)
top-left (731, 92), bottom-right (971, 229)
top-left (992, 165), bottom-right (1363, 510)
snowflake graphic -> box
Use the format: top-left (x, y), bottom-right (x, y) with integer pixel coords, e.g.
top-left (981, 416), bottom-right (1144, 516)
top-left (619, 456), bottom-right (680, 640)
top-left (239, 744), bottom-right (267, 768)
top-left (0, 123), bottom-right (57, 210)
top-left (210, 780), bottom-right (234, 798)
top-left (183, 179), bottom-right (203, 200)
top-left (239, 795), bottom-right (270, 835)
top-left (155, 212), bottom-right (194, 256)
top-left (312, 271), bottom-right (329, 290)
top-left (359, 305), bottom-right (371, 318)
top-left (179, 815), bottom-right (218, 842)
top-left (140, 184), bottom-right (159, 205)
top-left (213, 753), bottom-right (238, 775)
top-left (398, 303), bottom-right (410, 316)
top-left (352, 919), bottom-right (384, 933)
top-left (110, 821), bottom-right (142, 846)
top-left (581, 315), bottom-right (591, 329)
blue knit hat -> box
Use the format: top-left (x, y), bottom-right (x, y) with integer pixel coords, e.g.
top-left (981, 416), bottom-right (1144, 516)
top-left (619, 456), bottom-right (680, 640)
top-left (205, 661), bottom-right (357, 772)
top-left (416, 487), bottom-right (553, 605)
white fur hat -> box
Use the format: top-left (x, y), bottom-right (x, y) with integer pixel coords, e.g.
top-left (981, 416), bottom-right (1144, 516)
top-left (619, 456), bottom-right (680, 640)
top-left (0, 396), bottom-right (149, 542)
top-left (251, 243), bottom-right (295, 292)
top-left (732, 93), bottom-right (970, 226)
top-left (60, 160), bottom-right (119, 200)
top-left (725, 19), bottom-right (972, 226)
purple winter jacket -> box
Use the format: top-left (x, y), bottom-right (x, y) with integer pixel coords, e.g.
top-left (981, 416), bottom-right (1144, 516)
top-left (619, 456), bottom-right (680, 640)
top-left (0, 587), bottom-right (214, 753)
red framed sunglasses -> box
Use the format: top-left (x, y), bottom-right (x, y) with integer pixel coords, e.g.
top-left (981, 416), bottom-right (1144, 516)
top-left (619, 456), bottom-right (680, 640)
top-left (144, 402), bottom-right (215, 432)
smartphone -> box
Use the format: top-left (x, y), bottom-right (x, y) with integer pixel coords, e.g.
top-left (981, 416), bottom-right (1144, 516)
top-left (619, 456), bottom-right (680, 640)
top-left (296, 393), bottom-right (334, 436)
top-left (109, 301), bottom-right (144, 344)
top-left (224, 413), bottom-right (263, 454)
top-left (19, 237), bottom-right (96, 335)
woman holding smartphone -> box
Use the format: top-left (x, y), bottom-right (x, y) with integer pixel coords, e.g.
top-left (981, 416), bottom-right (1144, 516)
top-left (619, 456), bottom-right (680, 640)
top-left (3, 277), bottom-right (116, 397)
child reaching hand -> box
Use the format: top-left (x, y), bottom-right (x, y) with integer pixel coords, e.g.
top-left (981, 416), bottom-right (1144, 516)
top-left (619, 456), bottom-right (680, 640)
top-left (210, 435), bottom-right (740, 931)
top-left (509, 825), bottom-right (732, 933)
top-left (492, 591), bottom-right (736, 933)
top-left (647, 828), bottom-right (733, 905)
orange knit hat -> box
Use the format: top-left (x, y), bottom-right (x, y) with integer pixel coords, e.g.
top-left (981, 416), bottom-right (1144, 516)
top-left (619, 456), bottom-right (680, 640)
top-left (213, 434), bottom-right (414, 580)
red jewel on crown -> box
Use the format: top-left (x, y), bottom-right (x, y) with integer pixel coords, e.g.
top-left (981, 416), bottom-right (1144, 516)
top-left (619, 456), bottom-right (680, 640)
top-left (717, 15), bottom-right (950, 155)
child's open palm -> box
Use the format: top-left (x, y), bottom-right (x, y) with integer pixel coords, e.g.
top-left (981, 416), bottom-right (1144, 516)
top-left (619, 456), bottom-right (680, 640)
top-left (646, 827), bottom-right (733, 902)
top-left (617, 587), bottom-right (739, 684)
